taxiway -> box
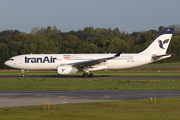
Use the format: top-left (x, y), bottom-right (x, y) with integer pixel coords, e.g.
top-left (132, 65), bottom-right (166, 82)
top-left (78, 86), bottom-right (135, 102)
top-left (1, 91), bottom-right (180, 108)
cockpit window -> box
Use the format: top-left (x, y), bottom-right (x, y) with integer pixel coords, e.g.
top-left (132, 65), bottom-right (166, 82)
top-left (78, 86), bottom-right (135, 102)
top-left (9, 58), bottom-right (14, 61)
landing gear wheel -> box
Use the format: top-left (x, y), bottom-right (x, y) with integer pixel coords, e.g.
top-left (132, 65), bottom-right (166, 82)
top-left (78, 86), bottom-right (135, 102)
top-left (89, 73), bottom-right (93, 77)
top-left (22, 70), bottom-right (25, 77)
top-left (83, 73), bottom-right (88, 77)
top-left (22, 74), bottom-right (25, 77)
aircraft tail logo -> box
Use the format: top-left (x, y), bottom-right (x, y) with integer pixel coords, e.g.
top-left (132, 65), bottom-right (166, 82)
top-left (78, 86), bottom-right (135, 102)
top-left (158, 39), bottom-right (169, 49)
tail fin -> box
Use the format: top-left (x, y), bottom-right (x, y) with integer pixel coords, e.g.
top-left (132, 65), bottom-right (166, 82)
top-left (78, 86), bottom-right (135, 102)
top-left (139, 28), bottom-right (174, 54)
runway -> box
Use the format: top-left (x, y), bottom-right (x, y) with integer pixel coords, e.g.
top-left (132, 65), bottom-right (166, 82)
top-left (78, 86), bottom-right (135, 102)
top-left (0, 91), bottom-right (180, 108)
top-left (1, 76), bottom-right (180, 79)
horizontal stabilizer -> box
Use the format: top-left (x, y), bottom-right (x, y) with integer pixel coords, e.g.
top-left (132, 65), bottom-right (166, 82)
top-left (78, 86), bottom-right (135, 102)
top-left (151, 54), bottom-right (171, 60)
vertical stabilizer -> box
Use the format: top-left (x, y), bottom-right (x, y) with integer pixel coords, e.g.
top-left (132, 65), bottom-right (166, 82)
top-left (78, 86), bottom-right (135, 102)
top-left (139, 28), bottom-right (174, 54)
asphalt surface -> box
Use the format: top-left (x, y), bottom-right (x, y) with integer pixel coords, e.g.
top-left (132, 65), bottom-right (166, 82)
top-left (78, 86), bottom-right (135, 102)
top-left (1, 91), bottom-right (180, 108)
top-left (1, 76), bottom-right (180, 79)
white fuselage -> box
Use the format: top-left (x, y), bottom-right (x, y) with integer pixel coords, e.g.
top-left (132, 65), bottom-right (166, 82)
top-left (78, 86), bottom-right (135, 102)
top-left (4, 53), bottom-right (154, 71)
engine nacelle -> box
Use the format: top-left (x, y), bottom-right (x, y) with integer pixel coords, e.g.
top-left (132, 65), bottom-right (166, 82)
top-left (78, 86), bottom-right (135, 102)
top-left (57, 66), bottom-right (78, 75)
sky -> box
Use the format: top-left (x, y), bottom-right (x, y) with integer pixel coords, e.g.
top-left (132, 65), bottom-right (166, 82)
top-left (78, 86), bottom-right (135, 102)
top-left (0, 0), bottom-right (180, 34)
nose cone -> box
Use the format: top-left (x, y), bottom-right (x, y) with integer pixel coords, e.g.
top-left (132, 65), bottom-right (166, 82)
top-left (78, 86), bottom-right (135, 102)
top-left (4, 61), bottom-right (8, 66)
top-left (4, 61), bottom-right (10, 67)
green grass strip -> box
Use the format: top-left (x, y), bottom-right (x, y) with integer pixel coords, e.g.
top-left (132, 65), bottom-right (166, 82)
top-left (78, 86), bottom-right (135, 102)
top-left (0, 98), bottom-right (180, 120)
top-left (0, 71), bottom-right (180, 76)
top-left (0, 79), bottom-right (180, 91)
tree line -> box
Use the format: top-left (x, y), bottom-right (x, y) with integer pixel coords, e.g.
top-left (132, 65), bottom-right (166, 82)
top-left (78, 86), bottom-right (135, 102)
top-left (0, 25), bottom-right (180, 69)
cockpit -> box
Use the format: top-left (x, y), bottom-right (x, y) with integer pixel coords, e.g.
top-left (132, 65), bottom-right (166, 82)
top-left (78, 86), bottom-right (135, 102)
top-left (4, 57), bottom-right (16, 68)
top-left (9, 58), bottom-right (14, 61)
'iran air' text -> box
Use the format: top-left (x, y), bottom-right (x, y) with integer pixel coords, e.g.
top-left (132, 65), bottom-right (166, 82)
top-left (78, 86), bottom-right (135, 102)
top-left (25, 56), bottom-right (57, 63)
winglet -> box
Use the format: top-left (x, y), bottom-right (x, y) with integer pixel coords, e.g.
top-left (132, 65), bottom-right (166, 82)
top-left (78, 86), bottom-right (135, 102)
top-left (115, 52), bottom-right (121, 57)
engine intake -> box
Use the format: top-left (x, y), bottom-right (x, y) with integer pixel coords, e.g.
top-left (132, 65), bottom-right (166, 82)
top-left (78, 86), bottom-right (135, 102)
top-left (57, 66), bottom-right (78, 75)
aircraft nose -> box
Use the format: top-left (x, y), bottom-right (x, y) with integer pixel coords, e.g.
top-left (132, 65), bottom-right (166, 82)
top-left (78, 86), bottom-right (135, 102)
top-left (4, 61), bottom-right (9, 66)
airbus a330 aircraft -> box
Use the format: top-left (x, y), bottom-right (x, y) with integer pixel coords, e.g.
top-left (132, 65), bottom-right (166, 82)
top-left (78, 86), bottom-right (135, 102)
top-left (4, 28), bottom-right (174, 77)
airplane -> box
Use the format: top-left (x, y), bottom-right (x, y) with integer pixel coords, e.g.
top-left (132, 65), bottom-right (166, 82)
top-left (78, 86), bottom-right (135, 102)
top-left (4, 28), bottom-right (174, 77)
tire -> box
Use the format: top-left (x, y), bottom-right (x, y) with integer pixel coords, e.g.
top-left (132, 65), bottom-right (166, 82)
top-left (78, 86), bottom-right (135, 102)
top-left (89, 73), bottom-right (93, 77)
top-left (83, 73), bottom-right (88, 77)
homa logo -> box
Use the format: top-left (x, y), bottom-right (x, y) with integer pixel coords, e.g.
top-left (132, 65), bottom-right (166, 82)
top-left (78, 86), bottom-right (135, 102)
top-left (25, 56), bottom-right (57, 63)
top-left (158, 39), bottom-right (169, 49)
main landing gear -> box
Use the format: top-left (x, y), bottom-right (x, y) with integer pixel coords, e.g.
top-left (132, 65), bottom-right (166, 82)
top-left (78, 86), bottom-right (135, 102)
top-left (83, 72), bottom-right (93, 77)
top-left (22, 70), bottom-right (25, 77)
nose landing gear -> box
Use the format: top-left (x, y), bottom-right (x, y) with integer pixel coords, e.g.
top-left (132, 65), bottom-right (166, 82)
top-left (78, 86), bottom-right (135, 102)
top-left (22, 70), bottom-right (25, 77)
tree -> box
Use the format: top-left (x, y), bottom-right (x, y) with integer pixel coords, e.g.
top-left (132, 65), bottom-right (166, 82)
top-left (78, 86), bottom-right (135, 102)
top-left (81, 43), bottom-right (97, 53)
top-left (10, 33), bottom-right (30, 42)
top-left (39, 27), bottom-right (46, 35)
top-left (0, 43), bottom-right (9, 68)
top-left (63, 35), bottom-right (78, 41)
top-left (46, 26), bottom-right (52, 35)
top-left (52, 25), bottom-right (59, 35)
top-left (107, 38), bottom-right (124, 53)
top-left (158, 26), bottom-right (165, 33)
top-left (19, 43), bottom-right (28, 54)
top-left (0, 30), bottom-right (14, 39)
top-left (0, 37), bottom-right (8, 44)
top-left (13, 30), bottom-right (21, 35)
top-left (30, 28), bottom-right (36, 35)
top-left (28, 43), bottom-right (37, 54)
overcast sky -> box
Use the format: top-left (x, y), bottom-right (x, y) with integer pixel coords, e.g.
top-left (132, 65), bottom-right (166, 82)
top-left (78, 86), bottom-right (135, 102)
top-left (0, 0), bottom-right (179, 34)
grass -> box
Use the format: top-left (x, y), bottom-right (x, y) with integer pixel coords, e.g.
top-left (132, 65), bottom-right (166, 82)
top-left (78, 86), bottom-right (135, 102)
top-left (0, 98), bottom-right (180, 120)
top-left (1, 71), bottom-right (180, 77)
top-left (0, 79), bottom-right (180, 91)
top-left (92, 72), bottom-right (180, 76)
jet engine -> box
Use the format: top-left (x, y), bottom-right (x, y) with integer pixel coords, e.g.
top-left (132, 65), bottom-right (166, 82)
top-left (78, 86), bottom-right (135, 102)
top-left (57, 66), bottom-right (78, 75)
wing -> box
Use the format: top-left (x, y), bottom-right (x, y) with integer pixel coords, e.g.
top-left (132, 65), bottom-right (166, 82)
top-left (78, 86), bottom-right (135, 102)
top-left (68, 52), bottom-right (121, 68)
top-left (163, 39), bottom-right (169, 44)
